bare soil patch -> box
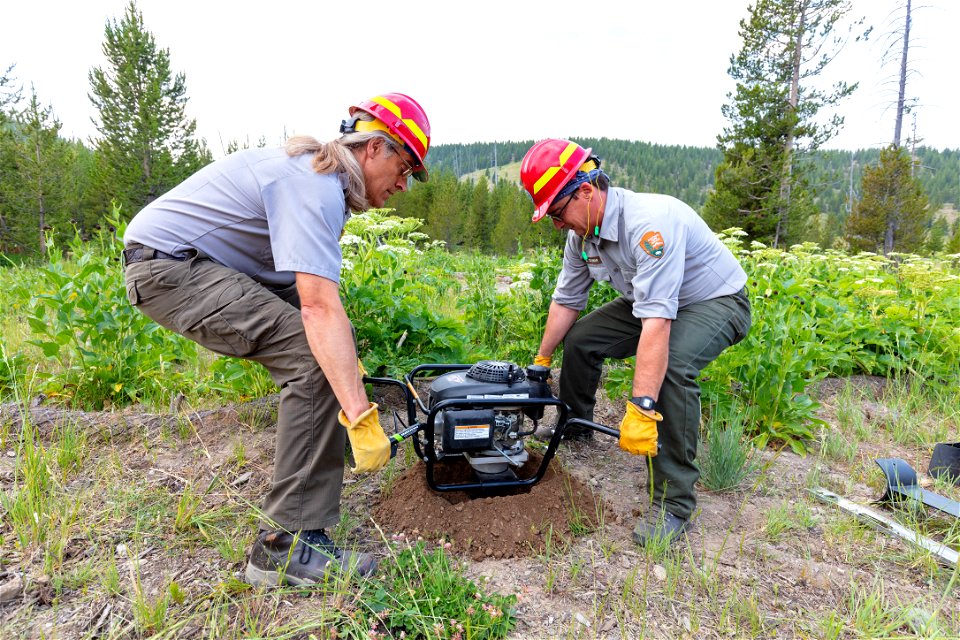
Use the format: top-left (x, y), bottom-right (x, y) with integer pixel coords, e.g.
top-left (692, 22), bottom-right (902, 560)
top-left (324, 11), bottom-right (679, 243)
top-left (373, 453), bottom-right (607, 562)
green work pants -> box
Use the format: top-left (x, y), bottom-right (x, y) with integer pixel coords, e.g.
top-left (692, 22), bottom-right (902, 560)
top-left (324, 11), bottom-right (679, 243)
top-left (125, 253), bottom-right (346, 532)
top-left (559, 290), bottom-right (751, 519)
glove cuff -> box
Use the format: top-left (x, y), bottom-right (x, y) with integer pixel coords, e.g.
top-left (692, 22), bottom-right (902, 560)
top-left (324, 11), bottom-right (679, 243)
top-left (534, 355), bottom-right (552, 367)
top-left (339, 401), bottom-right (379, 428)
top-left (625, 400), bottom-right (663, 422)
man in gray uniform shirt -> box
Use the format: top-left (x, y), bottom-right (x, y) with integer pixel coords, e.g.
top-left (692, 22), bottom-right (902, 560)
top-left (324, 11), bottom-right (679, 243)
top-left (123, 93), bottom-right (431, 585)
top-left (520, 139), bottom-right (751, 545)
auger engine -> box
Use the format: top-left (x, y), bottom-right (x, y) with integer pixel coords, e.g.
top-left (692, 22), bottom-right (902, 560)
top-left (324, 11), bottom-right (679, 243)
top-left (425, 360), bottom-right (552, 479)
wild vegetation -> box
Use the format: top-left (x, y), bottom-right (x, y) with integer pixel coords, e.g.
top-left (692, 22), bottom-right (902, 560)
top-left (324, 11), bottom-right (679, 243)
top-left (2, 0), bottom-right (960, 636)
top-left (1, 213), bottom-right (959, 637)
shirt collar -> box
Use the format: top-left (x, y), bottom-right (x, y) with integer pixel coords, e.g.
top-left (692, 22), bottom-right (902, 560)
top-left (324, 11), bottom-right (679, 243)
top-left (596, 188), bottom-right (622, 242)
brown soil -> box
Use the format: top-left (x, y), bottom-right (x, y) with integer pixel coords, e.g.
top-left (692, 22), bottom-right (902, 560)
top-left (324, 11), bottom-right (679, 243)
top-left (2, 373), bottom-right (959, 638)
top-left (372, 453), bottom-right (606, 562)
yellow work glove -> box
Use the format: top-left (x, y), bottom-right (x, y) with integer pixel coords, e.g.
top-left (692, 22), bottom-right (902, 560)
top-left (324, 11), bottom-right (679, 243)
top-left (618, 400), bottom-right (663, 457)
top-left (337, 402), bottom-right (390, 473)
top-left (357, 358), bottom-right (368, 378)
top-left (533, 355), bottom-right (552, 367)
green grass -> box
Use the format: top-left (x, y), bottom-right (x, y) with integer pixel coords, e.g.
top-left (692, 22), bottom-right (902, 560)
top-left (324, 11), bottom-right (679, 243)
top-left (2, 220), bottom-right (960, 636)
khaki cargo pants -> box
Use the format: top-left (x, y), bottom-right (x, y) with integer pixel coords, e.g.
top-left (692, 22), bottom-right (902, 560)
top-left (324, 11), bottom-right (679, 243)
top-left (559, 290), bottom-right (751, 519)
top-left (125, 252), bottom-right (346, 532)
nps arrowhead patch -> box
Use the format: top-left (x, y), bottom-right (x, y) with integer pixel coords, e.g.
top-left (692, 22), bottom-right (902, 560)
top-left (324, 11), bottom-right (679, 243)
top-left (640, 230), bottom-right (665, 259)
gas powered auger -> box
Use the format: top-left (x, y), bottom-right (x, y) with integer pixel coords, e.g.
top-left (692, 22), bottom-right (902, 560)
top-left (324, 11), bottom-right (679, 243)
top-left (365, 360), bottom-right (619, 492)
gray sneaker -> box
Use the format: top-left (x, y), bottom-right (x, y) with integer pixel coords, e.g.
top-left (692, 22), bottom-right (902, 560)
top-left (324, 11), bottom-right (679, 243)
top-left (245, 529), bottom-right (377, 586)
top-left (632, 510), bottom-right (690, 546)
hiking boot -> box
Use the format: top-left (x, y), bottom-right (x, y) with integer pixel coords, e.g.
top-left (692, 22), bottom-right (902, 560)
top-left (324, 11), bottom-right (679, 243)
top-left (632, 510), bottom-right (690, 546)
top-left (244, 529), bottom-right (377, 586)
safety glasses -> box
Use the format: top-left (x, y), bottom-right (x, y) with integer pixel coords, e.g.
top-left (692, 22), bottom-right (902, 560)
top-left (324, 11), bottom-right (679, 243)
top-left (391, 143), bottom-right (419, 179)
top-left (546, 192), bottom-right (576, 221)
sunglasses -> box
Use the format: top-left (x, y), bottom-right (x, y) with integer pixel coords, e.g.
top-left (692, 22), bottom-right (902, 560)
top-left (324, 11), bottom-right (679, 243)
top-left (546, 192), bottom-right (576, 221)
top-left (392, 144), bottom-right (419, 179)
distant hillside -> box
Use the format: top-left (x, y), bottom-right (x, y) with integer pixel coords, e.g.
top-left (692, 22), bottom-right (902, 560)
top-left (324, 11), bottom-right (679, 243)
top-left (428, 140), bottom-right (959, 219)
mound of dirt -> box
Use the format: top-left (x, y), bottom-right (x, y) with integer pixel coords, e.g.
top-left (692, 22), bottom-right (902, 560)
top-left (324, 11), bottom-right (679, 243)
top-left (372, 452), bottom-right (606, 562)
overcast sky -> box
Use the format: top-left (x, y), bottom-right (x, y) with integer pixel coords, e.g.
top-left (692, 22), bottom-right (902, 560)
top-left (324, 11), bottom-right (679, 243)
top-left (2, 0), bottom-right (957, 159)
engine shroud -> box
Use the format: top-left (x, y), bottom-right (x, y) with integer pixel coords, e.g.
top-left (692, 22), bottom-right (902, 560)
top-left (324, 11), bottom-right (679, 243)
top-left (425, 361), bottom-right (553, 475)
top-left (428, 360), bottom-right (551, 420)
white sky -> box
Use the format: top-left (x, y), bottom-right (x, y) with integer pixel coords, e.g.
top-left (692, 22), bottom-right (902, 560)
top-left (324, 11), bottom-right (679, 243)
top-left (2, 0), bottom-right (957, 159)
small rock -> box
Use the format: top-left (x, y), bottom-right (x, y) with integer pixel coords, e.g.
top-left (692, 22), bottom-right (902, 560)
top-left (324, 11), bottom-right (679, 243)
top-left (5, 450), bottom-right (13, 458)
top-left (601, 619), bottom-right (616, 632)
top-left (232, 471), bottom-right (253, 487)
top-left (574, 613), bottom-right (590, 627)
top-left (0, 575), bottom-right (23, 603)
top-left (653, 564), bottom-right (667, 581)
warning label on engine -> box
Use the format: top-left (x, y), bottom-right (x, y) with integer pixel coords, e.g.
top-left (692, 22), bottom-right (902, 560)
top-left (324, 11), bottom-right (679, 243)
top-left (454, 425), bottom-right (490, 440)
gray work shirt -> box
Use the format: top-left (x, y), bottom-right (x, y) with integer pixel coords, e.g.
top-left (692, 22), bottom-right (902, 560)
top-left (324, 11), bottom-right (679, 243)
top-left (552, 188), bottom-right (747, 319)
top-left (123, 147), bottom-right (350, 288)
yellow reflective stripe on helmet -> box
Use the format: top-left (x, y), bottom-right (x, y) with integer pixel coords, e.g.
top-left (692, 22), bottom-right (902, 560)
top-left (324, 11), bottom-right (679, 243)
top-left (371, 95), bottom-right (402, 118)
top-left (533, 167), bottom-right (560, 194)
top-left (580, 159), bottom-right (597, 172)
top-left (402, 118), bottom-right (428, 150)
top-left (353, 118), bottom-right (404, 147)
top-left (371, 95), bottom-right (428, 151)
top-left (558, 142), bottom-right (577, 165)
top-left (532, 142), bottom-right (580, 194)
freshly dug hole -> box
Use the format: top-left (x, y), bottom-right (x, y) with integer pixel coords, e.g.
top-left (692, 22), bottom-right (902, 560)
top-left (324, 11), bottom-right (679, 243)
top-left (372, 451), bottom-right (608, 561)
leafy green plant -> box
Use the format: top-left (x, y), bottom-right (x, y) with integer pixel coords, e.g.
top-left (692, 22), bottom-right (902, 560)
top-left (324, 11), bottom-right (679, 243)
top-left (340, 210), bottom-right (475, 375)
top-left (354, 541), bottom-right (518, 639)
top-left (17, 208), bottom-right (200, 408)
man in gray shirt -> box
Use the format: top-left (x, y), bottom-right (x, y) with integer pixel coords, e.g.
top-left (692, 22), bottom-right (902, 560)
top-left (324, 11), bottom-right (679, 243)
top-left (124, 93), bottom-right (431, 585)
top-left (520, 139), bottom-right (751, 545)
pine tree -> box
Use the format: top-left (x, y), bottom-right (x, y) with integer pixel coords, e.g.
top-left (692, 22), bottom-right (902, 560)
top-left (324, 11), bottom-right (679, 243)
top-left (703, 0), bottom-right (866, 247)
top-left (0, 65), bottom-right (23, 253)
top-left (88, 1), bottom-right (210, 217)
top-left (845, 146), bottom-right (930, 253)
top-left (9, 87), bottom-right (70, 255)
top-left (467, 177), bottom-right (491, 252)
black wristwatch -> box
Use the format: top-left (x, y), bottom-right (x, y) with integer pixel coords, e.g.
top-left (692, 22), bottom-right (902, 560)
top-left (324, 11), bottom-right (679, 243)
top-left (631, 395), bottom-right (657, 411)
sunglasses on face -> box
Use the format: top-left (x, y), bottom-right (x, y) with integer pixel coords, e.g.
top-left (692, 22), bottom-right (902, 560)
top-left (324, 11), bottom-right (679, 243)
top-left (546, 192), bottom-right (576, 220)
top-left (391, 144), bottom-right (418, 179)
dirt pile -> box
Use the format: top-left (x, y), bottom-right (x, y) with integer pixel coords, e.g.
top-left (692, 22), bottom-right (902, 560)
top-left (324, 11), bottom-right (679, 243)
top-left (372, 452), bottom-right (606, 562)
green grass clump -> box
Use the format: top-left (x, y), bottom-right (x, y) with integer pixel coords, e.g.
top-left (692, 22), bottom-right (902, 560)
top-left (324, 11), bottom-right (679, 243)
top-left (700, 406), bottom-right (759, 492)
top-left (350, 541), bottom-right (517, 639)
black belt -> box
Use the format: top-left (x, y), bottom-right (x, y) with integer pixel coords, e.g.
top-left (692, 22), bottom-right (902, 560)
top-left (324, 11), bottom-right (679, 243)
top-left (123, 244), bottom-right (190, 264)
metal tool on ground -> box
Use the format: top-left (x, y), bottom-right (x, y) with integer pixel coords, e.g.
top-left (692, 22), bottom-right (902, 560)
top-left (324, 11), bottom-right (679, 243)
top-left (928, 443), bottom-right (960, 485)
top-left (810, 488), bottom-right (958, 568)
top-left (875, 458), bottom-right (960, 519)
top-left (365, 360), bottom-right (618, 492)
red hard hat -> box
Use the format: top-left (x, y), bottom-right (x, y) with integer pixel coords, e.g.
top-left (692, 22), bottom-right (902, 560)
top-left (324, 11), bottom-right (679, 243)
top-left (349, 92), bottom-right (431, 181)
top-left (520, 139), bottom-right (592, 222)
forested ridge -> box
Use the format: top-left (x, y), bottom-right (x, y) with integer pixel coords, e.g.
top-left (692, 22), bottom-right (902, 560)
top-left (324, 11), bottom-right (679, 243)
top-left (388, 139), bottom-right (959, 254)
top-left (426, 139), bottom-right (959, 213)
